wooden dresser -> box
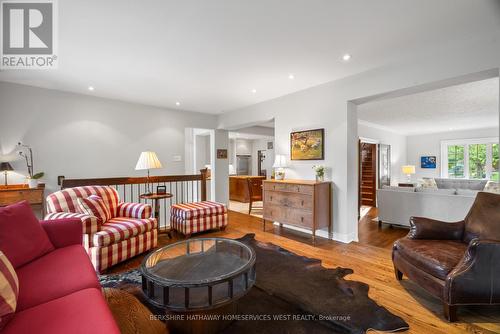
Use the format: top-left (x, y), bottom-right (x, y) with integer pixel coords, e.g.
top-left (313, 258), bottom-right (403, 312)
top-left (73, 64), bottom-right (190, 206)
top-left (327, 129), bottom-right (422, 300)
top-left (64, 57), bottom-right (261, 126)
top-left (263, 179), bottom-right (331, 242)
top-left (0, 184), bottom-right (45, 218)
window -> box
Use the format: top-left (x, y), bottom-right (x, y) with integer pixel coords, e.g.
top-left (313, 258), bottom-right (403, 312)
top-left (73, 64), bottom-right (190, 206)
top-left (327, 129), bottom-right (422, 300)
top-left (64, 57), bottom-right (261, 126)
top-left (441, 138), bottom-right (499, 180)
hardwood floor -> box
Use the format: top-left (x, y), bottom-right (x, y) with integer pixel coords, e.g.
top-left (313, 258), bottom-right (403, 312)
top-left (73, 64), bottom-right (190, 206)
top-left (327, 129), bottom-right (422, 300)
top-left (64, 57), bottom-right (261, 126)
top-left (110, 210), bottom-right (500, 334)
top-left (358, 206), bottom-right (408, 249)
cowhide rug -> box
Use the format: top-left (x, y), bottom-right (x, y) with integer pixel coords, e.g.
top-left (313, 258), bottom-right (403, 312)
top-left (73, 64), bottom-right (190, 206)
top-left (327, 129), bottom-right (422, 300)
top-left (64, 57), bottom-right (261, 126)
top-left (100, 234), bottom-right (409, 334)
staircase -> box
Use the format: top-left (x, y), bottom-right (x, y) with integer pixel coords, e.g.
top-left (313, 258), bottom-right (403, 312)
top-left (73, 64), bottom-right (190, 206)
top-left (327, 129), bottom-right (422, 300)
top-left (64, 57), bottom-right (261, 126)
top-left (360, 143), bottom-right (376, 207)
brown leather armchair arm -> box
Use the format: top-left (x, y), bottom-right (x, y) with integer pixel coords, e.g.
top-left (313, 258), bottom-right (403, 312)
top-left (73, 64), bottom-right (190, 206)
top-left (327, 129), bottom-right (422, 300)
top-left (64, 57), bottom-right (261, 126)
top-left (445, 239), bottom-right (500, 305)
top-left (408, 217), bottom-right (464, 240)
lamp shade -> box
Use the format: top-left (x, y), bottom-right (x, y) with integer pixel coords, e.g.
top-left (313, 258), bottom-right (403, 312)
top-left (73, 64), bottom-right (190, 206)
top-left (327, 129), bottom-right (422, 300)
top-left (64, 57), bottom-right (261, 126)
top-left (272, 155), bottom-right (287, 168)
top-left (135, 152), bottom-right (163, 170)
top-left (401, 165), bottom-right (416, 175)
top-left (0, 162), bottom-right (13, 172)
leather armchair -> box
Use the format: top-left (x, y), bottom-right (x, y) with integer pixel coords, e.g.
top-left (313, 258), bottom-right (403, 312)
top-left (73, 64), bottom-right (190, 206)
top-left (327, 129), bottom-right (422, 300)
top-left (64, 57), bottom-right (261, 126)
top-left (392, 191), bottom-right (500, 321)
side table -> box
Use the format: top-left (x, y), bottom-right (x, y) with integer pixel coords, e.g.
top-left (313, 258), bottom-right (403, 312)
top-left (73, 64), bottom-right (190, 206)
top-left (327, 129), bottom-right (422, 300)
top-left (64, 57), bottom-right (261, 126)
top-left (140, 193), bottom-right (173, 238)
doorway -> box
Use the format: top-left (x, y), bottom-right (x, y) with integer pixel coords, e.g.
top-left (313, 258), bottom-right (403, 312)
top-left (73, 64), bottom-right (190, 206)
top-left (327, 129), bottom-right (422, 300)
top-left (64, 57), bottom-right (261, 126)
top-left (359, 141), bottom-right (377, 208)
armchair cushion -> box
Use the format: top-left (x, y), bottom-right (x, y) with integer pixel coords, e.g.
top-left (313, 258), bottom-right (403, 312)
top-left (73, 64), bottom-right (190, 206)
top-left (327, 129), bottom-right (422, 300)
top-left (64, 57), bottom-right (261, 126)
top-left (394, 239), bottom-right (467, 280)
top-left (77, 195), bottom-right (112, 223)
top-left (463, 192), bottom-right (500, 243)
top-left (0, 201), bottom-right (54, 268)
top-left (44, 212), bottom-right (100, 235)
top-left (40, 219), bottom-right (82, 249)
top-left (408, 217), bottom-right (464, 240)
top-left (116, 202), bottom-right (152, 219)
top-left (92, 217), bottom-right (157, 247)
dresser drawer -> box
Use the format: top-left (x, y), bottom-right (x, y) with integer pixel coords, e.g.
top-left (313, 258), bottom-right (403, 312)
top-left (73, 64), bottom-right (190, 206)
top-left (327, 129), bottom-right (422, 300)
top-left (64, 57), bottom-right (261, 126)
top-left (285, 208), bottom-right (313, 228)
top-left (0, 189), bottom-right (43, 206)
top-left (263, 182), bottom-right (288, 192)
top-left (263, 204), bottom-right (286, 222)
top-left (264, 182), bottom-right (314, 195)
top-left (264, 191), bottom-right (313, 211)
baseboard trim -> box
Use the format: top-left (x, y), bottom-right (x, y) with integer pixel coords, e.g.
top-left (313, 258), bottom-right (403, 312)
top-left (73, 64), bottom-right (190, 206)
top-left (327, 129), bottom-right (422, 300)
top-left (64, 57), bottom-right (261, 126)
top-left (272, 223), bottom-right (357, 244)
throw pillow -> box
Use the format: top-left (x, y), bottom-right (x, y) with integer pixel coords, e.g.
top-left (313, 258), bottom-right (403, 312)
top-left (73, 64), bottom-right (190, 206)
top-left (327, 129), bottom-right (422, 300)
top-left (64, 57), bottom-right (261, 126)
top-left (0, 201), bottom-right (54, 268)
top-left (420, 178), bottom-right (438, 189)
top-left (483, 181), bottom-right (500, 194)
top-left (78, 195), bottom-right (112, 223)
top-left (0, 251), bottom-right (18, 330)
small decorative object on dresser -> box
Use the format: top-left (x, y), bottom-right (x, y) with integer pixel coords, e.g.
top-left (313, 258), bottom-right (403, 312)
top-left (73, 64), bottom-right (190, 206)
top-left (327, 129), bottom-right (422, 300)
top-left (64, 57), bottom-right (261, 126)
top-left (272, 155), bottom-right (288, 180)
top-left (263, 179), bottom-right (331, 243)
top-left (0, 162), bottom-right (13, 186)
top-left (312, 165), bottom-right (325, 182)
top-left (290, 128), bottom-right (324, 160)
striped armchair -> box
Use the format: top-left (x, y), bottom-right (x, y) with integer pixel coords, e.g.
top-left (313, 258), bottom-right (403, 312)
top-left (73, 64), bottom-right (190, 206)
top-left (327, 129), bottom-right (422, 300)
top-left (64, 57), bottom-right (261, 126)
top-left (45, 186), bottom-right (157, 273)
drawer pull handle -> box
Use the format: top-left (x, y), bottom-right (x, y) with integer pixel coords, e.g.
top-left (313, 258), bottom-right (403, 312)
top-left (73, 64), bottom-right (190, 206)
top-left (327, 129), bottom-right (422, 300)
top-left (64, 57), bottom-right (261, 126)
top-left (301, 200), bottom-right (304, 206)
top-left (296, 187), bottom-right (300, 192)
top-left (270, 196), bottom-right (273, 201)
top-left (301, 217), bottom-right (304, 222)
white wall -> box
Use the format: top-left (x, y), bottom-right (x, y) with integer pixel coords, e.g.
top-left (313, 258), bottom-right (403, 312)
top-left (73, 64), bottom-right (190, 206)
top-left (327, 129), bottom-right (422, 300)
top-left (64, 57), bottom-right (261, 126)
top-left (251, 139), bottom-right (274, 178)
top-left (407, 127), bottom-right (499, 179)
top-left (358, 122), bottom-right (408, 185)
top-left (0, 82), bottom-right (217, 194)
top-left (218, 38), bottom-right (500, 243)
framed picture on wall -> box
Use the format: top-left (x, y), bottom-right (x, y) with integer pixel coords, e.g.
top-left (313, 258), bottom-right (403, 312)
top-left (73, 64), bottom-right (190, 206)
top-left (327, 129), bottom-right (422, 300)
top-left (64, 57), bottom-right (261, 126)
top-left (421, 156), bottom-right (437, 169)
top-left (290, 128), bottom-right (324, 160)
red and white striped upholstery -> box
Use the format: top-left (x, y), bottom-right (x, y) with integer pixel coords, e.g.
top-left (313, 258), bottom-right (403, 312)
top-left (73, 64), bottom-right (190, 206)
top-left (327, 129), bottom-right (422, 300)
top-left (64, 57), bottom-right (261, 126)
top-left (116, 202), bottom-right (152, 219)
top-left (92, 217), bottom-right (156, 247)
top-left (171, 201), bottom-right (227, 236)
top-left (171, 201), bottom-right (227, 219)
top-left (0, 251), bottom-right (18, 330)
top-left (45, 185), bottom-right (156, 273)
top-left (47, 186), bottom-right (120, 217)
top-left (88, 229), bottom-right (157, 273)
top-left (44, 212), bottom-right (99, 235)
top-left (171, 214), bottom-right (227, 235)
top-left (77, 195), bottom-right (112, 223)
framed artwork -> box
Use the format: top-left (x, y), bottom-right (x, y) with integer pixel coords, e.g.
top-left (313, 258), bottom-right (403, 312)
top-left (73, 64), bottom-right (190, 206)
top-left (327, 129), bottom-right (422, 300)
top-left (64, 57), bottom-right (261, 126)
top-left (290, 128), bottom-right (324, 160)
top-left (217, 149), bottom-right (228, 159)
top-left (421, 156), bottom-right (437, 169)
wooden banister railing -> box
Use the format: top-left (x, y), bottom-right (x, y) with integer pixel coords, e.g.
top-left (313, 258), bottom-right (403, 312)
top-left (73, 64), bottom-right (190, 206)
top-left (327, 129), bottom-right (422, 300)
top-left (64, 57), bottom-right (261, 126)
top-left (58, 169), bottom-right (209, 231)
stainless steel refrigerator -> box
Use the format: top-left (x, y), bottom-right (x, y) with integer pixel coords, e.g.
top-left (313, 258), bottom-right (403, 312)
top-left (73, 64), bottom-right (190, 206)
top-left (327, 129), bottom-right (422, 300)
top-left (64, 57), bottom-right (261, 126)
top-left (236, 155), bottom-right (251, 175)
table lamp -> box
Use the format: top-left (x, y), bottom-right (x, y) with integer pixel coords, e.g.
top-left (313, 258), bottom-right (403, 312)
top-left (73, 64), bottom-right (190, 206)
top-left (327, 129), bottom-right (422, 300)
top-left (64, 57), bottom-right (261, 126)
top-left (135, 152), bottom-right (163, 195)
top-left (401, 165), bottom-right (416, 183)
top-left (273, 155), bottom-right (288, 180)
top-left (1, 162), bottom-right (13, 186)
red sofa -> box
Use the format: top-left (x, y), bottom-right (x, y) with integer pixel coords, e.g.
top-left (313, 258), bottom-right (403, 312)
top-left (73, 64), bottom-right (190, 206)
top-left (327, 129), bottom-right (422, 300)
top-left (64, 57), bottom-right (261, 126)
top-left (1, 216), bottom-right (120, 334)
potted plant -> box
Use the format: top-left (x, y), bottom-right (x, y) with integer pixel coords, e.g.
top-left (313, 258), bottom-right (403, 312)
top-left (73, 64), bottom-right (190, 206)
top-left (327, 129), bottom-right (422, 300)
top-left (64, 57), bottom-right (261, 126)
top-left (18, 142), bottom-right (43, 188)
top-left (27, 172), bottom-right (44, 189)
top-left (312, 165), bottom-right (325, 182)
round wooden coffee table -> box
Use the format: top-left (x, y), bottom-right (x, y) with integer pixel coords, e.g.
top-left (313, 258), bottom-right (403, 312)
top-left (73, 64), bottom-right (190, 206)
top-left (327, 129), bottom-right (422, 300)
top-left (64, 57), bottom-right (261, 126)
top-left (140, 237), bottom-right (256, 334)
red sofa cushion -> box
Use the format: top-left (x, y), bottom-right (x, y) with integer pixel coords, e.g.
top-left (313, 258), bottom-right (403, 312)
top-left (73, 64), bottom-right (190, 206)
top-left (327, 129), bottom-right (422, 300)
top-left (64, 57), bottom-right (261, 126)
top-left (0, 201), bottom-right (54, 268)
top-left (16, 245), bottom-right (100, 311)
top-left (2, 288), bottom-right (120, 334)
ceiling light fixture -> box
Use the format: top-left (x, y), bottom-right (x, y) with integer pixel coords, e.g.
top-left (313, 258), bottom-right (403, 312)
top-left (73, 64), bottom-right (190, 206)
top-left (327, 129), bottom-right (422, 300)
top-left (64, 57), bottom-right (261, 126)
top-left (342, 54), bottom-right (351, 61)
top-left (288, 74), bottom-right (295, 80)
top-left (251, 89), bottom-right (257, 94)
top-left (175, 101), bottom-right (180, 106)
top-left (88, 86), bottom-right (95, 91)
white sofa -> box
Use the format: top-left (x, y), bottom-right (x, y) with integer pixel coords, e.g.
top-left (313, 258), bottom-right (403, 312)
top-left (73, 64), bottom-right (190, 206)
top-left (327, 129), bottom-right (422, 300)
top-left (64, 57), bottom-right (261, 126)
top-left (377, 178), bottom-right (487, 227)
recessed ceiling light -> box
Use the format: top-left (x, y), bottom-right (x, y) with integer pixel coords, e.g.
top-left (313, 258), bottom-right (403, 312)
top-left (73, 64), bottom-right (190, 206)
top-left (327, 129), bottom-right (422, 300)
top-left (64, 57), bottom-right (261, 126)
top-left (288, 74), bottom-right (295, 80)
top-left (251, 89), bottom-right (257, 94)
top-left (175, 101), bottom-right (180, 106)
top-left (88, 86), bottom-right (95, 91)
top-left (342, 54), bottom-right (351, 61)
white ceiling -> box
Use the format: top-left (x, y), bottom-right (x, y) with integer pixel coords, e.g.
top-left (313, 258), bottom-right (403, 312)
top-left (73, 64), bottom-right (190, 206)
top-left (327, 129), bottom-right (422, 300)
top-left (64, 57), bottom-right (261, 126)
top-left (1, 0), bottom-right (499, 114)
top-left (357, 77), bottom-right (499, 135)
